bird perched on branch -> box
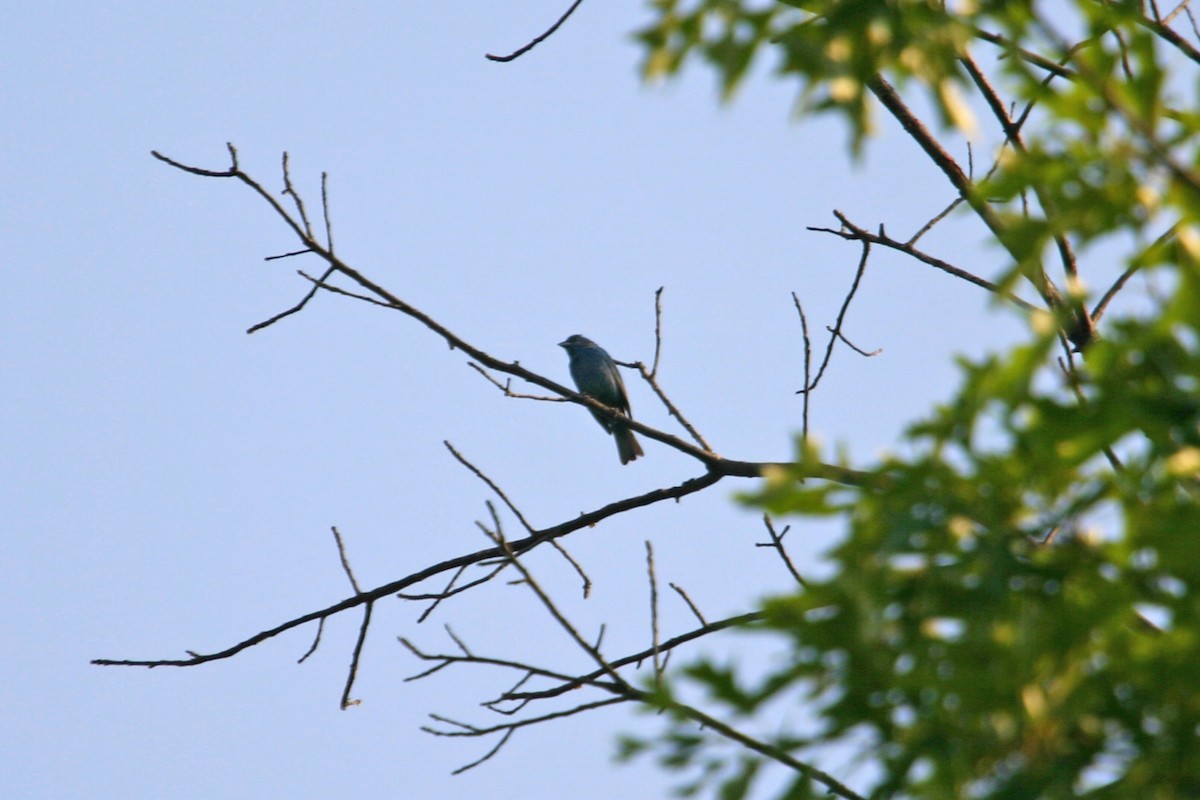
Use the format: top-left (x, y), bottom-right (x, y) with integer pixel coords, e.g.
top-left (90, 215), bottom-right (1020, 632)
top-left (558, 334), bottom-right (644, 465)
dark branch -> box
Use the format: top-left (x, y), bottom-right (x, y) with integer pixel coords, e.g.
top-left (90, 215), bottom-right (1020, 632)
top-left (809, 210), bottom-right (1040, 312)
top-left (800, 238), bottom-right (872, 396)
top-left (485, 0), bottom-right (585, 62)
top-left (93, 470), bottom-right (729, 669)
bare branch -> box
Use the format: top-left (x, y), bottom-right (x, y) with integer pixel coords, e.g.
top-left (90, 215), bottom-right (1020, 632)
top-left (330, 526), bottom-right (361, 594)
top-left (485, 0), bottom-right (586, 62)
top-left (295, 269), bottom-right (393, 308)
top-left (400, 635), bottom-right (586, 689)
top-left (280, 151), bottom-right (314, 240)
top-left (1094, 223), bottom-right (1177, 323)
top-left (425, 698), bottom-right (625, 774)
top-left (92, 469), bottom-right (727, 669)
top-left (476, 503), bottom-right (628, 688)
top-left (828, 327), bottom-right (881, 358)
top-left (468, 362), bottom-right (563, 402)
top-left (320, 170), bottom-right (334, 254)
top-left (645, 541), bottom-right (663, 684)
top-left (450, 729), bottom-right (515, 774)
top-left (800, 239), bottom-right (872, 397)
top-left (756, 515), bottom-right (808, 588)
top-left (669, 582), bottom-right (707, 627)
top-left (549, 538), bottom-right (593, 599)
top-left (443, 442), bottom-right (535, 534)
top-left (505, 612), bottom-right (760, 702)
top-left (1137, 4), bottom-right (1200, 64)
top-left (810, 210), bottom-right (1040, 312)
top-left (959, 53), bottom-right (1089, 334)
top-left (340, 600), bottom-right (372, 709)
top-left (247, 264), bottom-right (337, 334)
top-left (98, 147), bottom-right (887, 675)
top-left (657, 700), bottom-right (867, 800)
top-left (972, 28), bottom-right (1076, 79)
top-left (296, 617), bottom-right (325, 665)
top-left (398, 563), bottom-right (510, 623)
top-left (264, 248), bottom-right (314, 261)
top-left (150, 145), bottom-right (238, 176)
top-left (905, 197), bottom-right (964, 247)
top-left (611, 287), bottom-right (715, 452)
top-left (866, 75), bottom-right (1091, 348)
top-left (651, 286), bottom-right (665, 378)
top-left (149, 148), bottom-right (870, 482)
top-left (1161, 0), bottom-right (1189, 24)
top-left (629, 358), bottom-right (715, 452)
top-left (791, 292), bottom-right (814, 445)
top-left (1187, 4), bottom-right (1200, 41)
top-left (1092, 263), bottom-right (1143, 323)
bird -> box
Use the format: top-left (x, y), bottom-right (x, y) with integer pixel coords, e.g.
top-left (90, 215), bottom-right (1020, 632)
top-left (558, 334), bottom-right (644, 465)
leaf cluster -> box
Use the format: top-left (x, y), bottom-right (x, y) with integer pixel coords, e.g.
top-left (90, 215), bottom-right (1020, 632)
top-left (631, 1), bottom-right (1200, 797)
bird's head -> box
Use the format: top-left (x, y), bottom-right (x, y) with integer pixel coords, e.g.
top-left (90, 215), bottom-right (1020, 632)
top-left (558, 334), bottom-right (595, 351)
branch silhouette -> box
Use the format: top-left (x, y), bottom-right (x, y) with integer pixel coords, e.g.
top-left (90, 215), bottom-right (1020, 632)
top-left (94, 146), bottom-right (881, 796)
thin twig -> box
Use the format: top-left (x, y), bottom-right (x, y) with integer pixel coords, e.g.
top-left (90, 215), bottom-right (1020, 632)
top-left (550, 539), bottom-right (593, 599)
top-left (959, 52), bottom-right (1088, 338)
top-left (400, 636), bottom-right (583, 688)
top-left (246, 264), bottom-right (336, 334)
top-left (296, 270), bottom-right (394, 308)
top-left (757, 515), bottom-right (808, 588)
top-left (468, 362), bottom-right (563, 401)
top-left (476, 508), bottom-right (629, 690)
top-left (1163, 0), bottom-right (1191, 23)
top-left (809, 211), bottom-right (1040, 312)
top-left (1092, 263), bottom-right (1143, 323)
top-left (1137, 4), bottom-right (1200, 64)
top-left (297, 617), bottom-right (325, 664)
top-left (905, 197), bottom-right (964, 247)
top-left (669, 583), bottom-right (707, 627)
top-left (801, 239), bottom-right (873, 396)
top-left (485, 0), bottom-right (586, 62)
top-left (450, 729), bottom-right (515, 774)
top-left (331, 526), bottom-right (361, 593)
top-left (425, 698), bottom-right (626, 773)
top-left (443, 442), bottom-right (535, 534)
top-left (1092, 223), bottom-right (1177, 321)
top-left (630, 359), bottom-right (715, 452)
top-left (506, 612), bottom-right (760, 702)
top-left (791, 293), bottom-right (813, 445)
top-left (651, 286), bottom-right (664, 378)
top-left (828, 327), bottom-right (881, 357)
top-left (265, 248), bottom-right (314, 261)
top-left (645, 542), bottom-right (662, 685)
top-left (397, 563), bottom-right (511, 624)
top-left (280, 151), bottom-right (314, 240)
top-left (1186, 4), bottom-right (1200, 40)
top-left (972, 28), bottom-right (1077, 79)
top-left (340, 600), bottom-right (372, 709)
top-left (320, 171), bottom-right (334, 254)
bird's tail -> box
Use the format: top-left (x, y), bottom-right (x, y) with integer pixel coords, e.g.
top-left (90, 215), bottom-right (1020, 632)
top-left (613, 423), bottom-right (644, 465)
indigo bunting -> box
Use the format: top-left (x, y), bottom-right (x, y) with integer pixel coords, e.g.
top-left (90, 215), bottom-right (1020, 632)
top-left (558, 334), bottom-right (644, 464)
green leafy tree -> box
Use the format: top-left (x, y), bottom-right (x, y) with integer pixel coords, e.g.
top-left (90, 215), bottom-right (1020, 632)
top-left (628, 0), bottom-right (1200, 797)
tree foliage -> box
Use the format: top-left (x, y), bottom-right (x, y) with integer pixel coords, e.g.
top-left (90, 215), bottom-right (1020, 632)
top-left (629, 0), bottom-right (1200, 797)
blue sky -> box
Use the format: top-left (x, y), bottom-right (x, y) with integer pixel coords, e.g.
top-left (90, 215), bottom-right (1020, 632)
top-left (3, 3), bottom-right (1036, 798)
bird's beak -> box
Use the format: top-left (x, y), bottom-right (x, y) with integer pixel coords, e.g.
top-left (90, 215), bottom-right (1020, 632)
top-left (557, 339), bottom-right (569, 348)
